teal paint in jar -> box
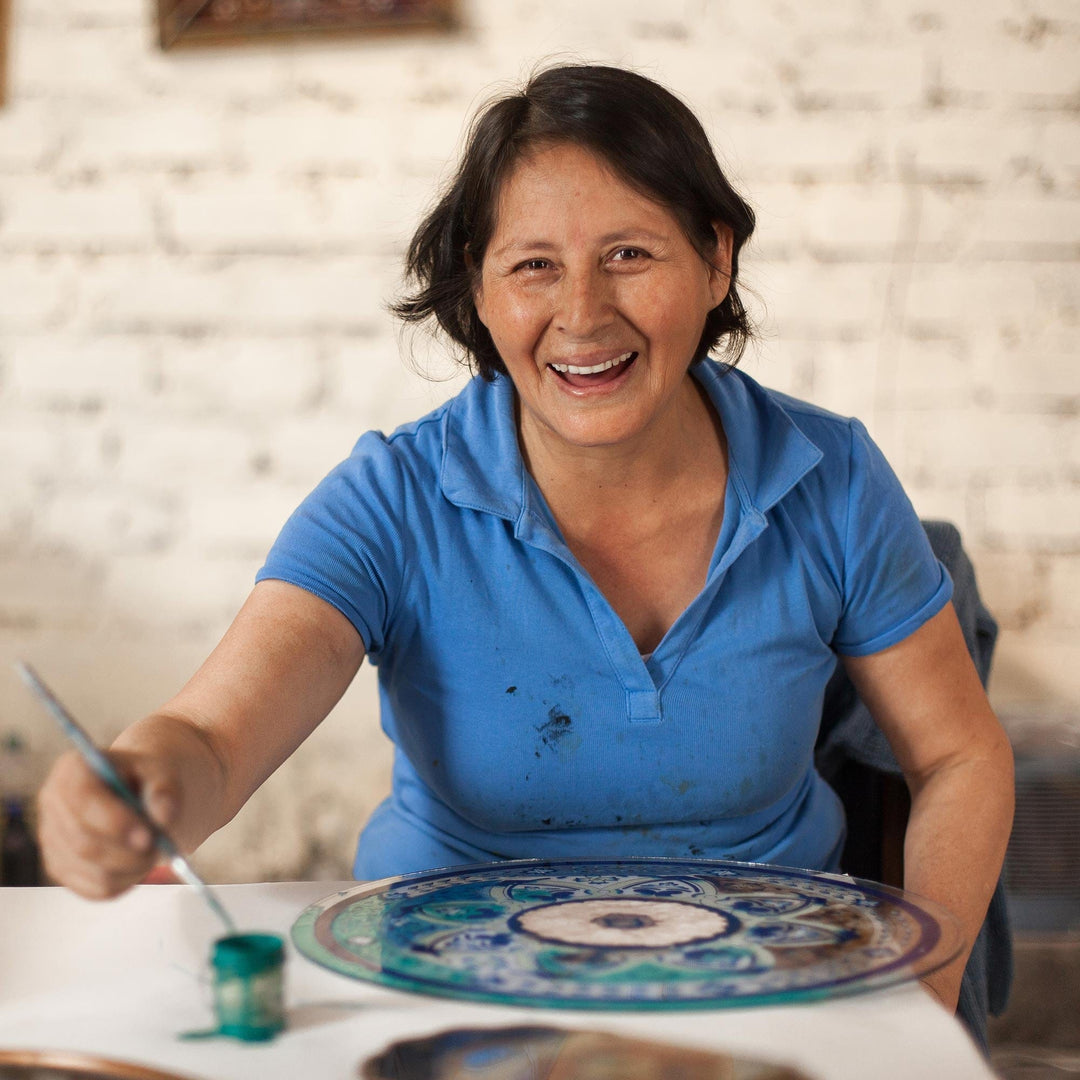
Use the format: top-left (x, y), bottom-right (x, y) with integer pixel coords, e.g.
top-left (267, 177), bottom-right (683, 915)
top-left (211, 933), bottom-right (286, 1042)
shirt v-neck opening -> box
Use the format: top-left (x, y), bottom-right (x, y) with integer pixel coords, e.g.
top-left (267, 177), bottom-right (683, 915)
top-left (518, 451), bottom-right (749, 717)
top-left (515, 377), bottom-right (742, 658)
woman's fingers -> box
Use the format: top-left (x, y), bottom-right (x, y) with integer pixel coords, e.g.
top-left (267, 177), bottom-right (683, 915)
top-left (36, 749), bottom-right (177, 898)
top-left (41, 825), bottom-right (154, 898)
top-left (125, 760), bottom-right (180, 833)
top-left (43, 781), bottom-right (149, 865)
top-left (39, 811), bottom-right (156, 898)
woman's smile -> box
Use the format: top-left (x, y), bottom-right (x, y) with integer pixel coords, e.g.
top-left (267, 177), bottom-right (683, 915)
top-left (548, 350), bottom-right (638, 387)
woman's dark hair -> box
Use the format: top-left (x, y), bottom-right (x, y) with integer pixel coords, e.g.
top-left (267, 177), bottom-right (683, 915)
top-left (393, 63), bottom-right (756, 381)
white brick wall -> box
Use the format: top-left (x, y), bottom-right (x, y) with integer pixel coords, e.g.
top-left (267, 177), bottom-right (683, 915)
top-left (1, 0), bottom-right (1077, 882)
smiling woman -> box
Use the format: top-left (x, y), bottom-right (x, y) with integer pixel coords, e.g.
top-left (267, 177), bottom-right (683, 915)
top-left (394, 65), bottom-right (755, 381)
top-left (37, 62), bottom-right (1013, 1044)
top-left (474, 143), bottom-right (730, 462)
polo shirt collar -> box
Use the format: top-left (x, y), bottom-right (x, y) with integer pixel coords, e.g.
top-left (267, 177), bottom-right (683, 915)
top-left (441, 373), bottom-right (526, 522)
top-left (694, 361), bottom-right (823, 519)
top-left (439, 361), bottom-right (823, 523)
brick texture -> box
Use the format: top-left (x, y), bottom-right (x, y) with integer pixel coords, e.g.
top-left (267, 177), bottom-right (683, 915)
top-left (0, 0), bottom-right (1076, 882)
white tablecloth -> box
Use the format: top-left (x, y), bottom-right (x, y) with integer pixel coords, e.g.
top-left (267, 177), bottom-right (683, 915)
top-left (0, 881), bottom-right (994, 1080)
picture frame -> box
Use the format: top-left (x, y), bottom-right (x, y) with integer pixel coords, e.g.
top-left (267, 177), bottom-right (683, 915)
top-left (156, 0), bottom-right (457, 52)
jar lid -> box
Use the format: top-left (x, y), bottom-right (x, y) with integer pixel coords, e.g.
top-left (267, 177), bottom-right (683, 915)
top-left (212, 933), bottom-right (284, 976)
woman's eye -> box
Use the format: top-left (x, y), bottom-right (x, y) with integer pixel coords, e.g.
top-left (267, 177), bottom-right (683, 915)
top-left (517, 259), bottom-right (551, 272)
top-left (611, 247), bottom-right (647, 262)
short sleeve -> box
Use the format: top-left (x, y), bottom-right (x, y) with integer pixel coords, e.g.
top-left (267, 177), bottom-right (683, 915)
top-left (255, 431), bottom-right (408, 656)
top-left (832, 419), bottom-right (953, 657)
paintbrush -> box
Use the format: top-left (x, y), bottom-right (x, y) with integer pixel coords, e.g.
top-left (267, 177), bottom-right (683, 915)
top-left (15, 660), bottom-right (237, 935)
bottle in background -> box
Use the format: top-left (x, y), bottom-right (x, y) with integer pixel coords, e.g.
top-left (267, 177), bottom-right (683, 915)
top-left (1, 797), bottom-right (41, 886)
top-left (0, 732), bottom-right (42, 886)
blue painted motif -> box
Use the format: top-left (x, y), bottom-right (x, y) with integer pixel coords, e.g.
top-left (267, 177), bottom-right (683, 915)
top-left (291, 857), bottom-right (961, 1010)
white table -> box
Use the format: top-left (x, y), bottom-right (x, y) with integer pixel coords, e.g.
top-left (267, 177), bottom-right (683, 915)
top-left (0, 881), bottom-right (994, 1080)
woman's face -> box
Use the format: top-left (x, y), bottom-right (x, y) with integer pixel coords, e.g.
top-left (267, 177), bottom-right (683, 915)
top-left (474, 142), bottom-right (731, 458)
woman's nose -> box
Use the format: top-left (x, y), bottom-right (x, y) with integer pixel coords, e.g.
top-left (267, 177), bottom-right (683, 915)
top-left (555, 268), bottom-right (613, 339)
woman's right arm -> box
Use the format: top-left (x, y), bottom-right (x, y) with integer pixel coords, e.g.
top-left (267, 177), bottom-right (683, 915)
top-left (37, 579), bottom-right (366, 898)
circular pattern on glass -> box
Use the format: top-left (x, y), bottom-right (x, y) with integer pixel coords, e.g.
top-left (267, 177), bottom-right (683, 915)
top-left (512, 898), bottom-right (733, 948)
top-left (291, 857), bottom-right (963, 1011)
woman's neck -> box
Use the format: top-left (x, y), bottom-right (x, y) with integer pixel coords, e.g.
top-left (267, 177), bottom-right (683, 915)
top-left (519, 374), bottom-right (727, 529)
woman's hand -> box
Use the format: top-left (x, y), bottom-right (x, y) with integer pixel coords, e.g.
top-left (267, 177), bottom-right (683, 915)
top-left (920, 970), bottom-right (962, 1013)
top-left (37, 744), bottom-right (183, 899)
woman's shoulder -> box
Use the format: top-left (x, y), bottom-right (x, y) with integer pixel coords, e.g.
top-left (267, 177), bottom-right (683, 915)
top-left (329, 374), bottom-right (514, 513)
top-left (366, 398), bottom-right (453, 455)
top-left (701, 362), bottom-right (867, 499)
top-left (718, 364), bottom-right (861, 446)
top-left (339, 379), bottom-right (470, 476)
top-left (353, 373), bottom-right (499, 458)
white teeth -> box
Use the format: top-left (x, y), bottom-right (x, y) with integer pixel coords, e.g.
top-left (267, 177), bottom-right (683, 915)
top-left (551, 351), bottom-right (635, 375)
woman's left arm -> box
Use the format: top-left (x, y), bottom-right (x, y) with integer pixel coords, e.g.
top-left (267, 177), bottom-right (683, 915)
top-left (841, 601), bottom-right (1015, 1013)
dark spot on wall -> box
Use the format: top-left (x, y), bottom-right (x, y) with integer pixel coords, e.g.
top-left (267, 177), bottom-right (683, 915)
top-left (689, 845), bottom-right (704, 856)
top-left (250, 451), bottom-right (273, 476)
top-left (432, 759), bottom-right (439, 768)
top-left (615, 815), bottom-right (623, 823)
top-left (542, 818), bottom-right (552, 826)
top-left (535, 750), bottom-right (541, 759)
top-left (506, 686), bottom-right (517, 694)
top-left (536, 708), bottom-right (573, 749)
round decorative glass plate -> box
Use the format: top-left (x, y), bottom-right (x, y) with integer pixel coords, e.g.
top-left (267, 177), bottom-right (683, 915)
top-left (291, 857), bottom-right (963, 1010)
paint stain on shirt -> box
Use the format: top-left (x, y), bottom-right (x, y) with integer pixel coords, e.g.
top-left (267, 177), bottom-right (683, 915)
top-left (661, 777), bottom-right (696, 797)
top-left (536, 708), bottom-right (574, 749)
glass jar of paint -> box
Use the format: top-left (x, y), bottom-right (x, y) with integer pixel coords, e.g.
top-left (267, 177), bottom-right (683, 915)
top-left (211, 933), bottom-right (285, 1041)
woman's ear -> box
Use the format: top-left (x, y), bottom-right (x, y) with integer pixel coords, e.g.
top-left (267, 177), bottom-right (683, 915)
top-left (466, 247), bottom-right (488, 327)
top-left (708, 223), bottom-right (735, 308)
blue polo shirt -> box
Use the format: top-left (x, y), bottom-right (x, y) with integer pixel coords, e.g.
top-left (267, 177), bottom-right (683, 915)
top-left (257, 361), bottom-right (951, 880)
